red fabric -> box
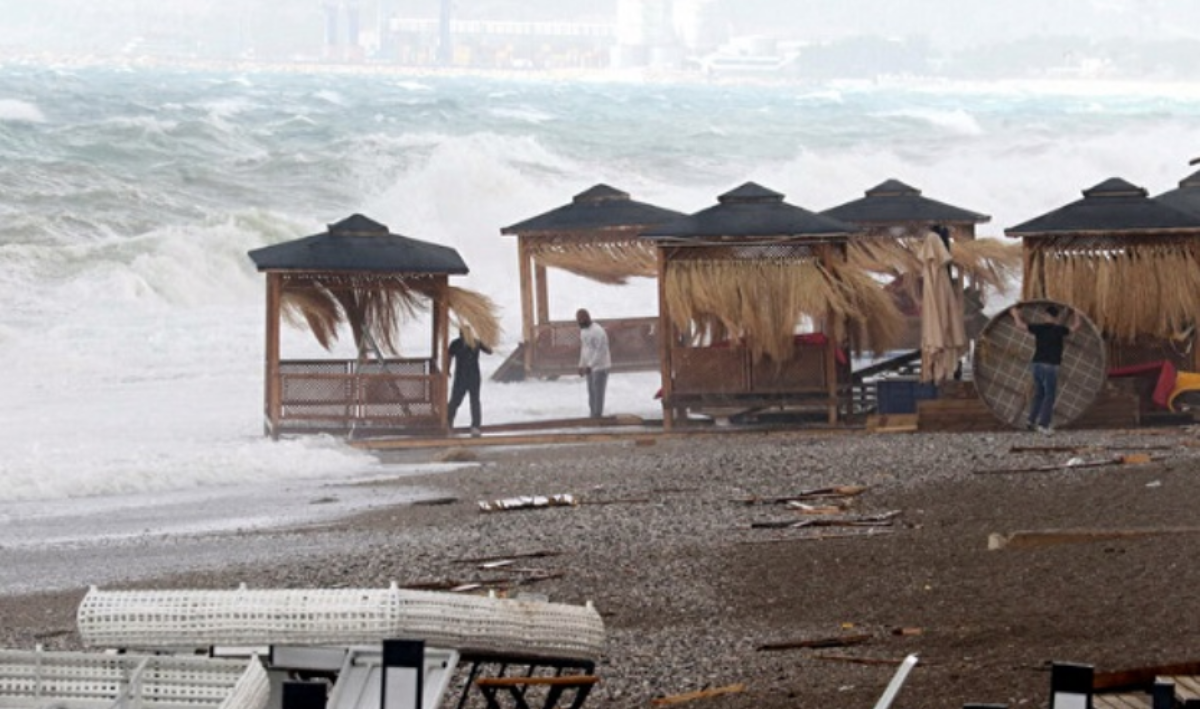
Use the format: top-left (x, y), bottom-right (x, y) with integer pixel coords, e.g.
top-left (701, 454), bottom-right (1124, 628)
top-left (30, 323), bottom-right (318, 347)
top-left (1107, 360), bottom-right (1177, 410)
top-left (1153, 361), bottom-right (1178, 409)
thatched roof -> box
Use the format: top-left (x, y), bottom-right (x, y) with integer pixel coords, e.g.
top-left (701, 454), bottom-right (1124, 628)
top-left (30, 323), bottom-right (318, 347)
top-left (641, 182), bottom-right (855, 241)
top-left (500, 184), bottom-right (685, 235)
top-left (1006, 178), bottom-right (1200, 237)
top-left (248, 214), bottom-right (468, 274)
top-left (1154, 169), bottom-right (1200, 218)
top-left (821, 179), bottom-right (990, 226)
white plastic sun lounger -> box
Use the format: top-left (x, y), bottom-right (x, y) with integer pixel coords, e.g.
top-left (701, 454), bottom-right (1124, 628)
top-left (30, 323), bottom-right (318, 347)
top-left (76, 584), bottom-right (604, 663)
top-left (0, 647), bottom-right (269, 709)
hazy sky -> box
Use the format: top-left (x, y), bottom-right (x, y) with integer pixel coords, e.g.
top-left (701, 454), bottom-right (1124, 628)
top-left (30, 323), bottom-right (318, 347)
top-left (1, 0), bottom-right (1198, 58)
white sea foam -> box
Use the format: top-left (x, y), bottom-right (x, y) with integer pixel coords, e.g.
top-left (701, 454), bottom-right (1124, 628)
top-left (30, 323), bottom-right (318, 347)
top-left (1, 66), bottom-right (1198, 521)
top-left (0, 98), bottom-right (44, 122)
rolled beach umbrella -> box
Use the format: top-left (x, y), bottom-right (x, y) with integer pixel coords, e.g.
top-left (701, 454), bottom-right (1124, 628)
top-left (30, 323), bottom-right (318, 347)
top-left (917, 231), bottom-right (967, 384)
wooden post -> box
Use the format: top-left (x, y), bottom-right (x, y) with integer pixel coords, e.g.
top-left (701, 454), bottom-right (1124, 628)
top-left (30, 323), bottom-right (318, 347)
top-left (823, 245), bottom-right (840, 425)
top-left (434, 277), bottom-right (451, 433)
top-left (1021, 238), bottom-right (1035, 300)
top-left (518, 239), bottom-right (535, 376)
top-left (656, 246), bottom-right (674, 430)
top-left (534, 262), bottom-right (550, 326)
top-left (264, 272), bottom-right (282, 439)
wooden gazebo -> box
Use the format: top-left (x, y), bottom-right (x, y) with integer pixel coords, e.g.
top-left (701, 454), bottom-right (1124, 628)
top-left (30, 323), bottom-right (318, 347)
top-left (642, 182), bottom-right (903, 429)
top-left (248, 214), bottom-right (495, 438)
top-left (821, 179), bottom-right (1014, 350)
top-left (1006, 177), bottom-right (1200, 372)
top-left (495, 184), bottom-right (685, 382)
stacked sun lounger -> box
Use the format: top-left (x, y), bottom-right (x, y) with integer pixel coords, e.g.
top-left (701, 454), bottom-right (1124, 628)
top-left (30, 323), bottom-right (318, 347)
top-left (0, 647), bottom-right (269, 709)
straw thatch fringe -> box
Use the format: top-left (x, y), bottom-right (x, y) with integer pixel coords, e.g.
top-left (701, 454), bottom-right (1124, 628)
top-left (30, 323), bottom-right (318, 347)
top-left (443, 285), bottom-right (503, 350)
top-left (1025, 242), bottom-right (1200, 342)
top-left (847, 236), bottom-right (1020, 296)
top-left (281, 276), bottom-right (501, 354)
top-left (829, 263), bottom-right (908, 356)
top-left (663, 256), bottom-right (904, 362)
top-left (530, 240), bottom-right (657, 284)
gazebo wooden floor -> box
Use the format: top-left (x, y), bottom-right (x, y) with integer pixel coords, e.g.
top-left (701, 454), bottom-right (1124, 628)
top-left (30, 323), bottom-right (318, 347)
top-left (344, 381), bottom-right (1187, 452)
top-left (348, 415), bottom-right (857, 452)
top-left (914, 381), bottom-right (1145, 432)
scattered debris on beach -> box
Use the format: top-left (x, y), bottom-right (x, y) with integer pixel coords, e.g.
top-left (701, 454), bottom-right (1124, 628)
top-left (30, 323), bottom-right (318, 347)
top-left (478, 493), bottom-right (578, 512)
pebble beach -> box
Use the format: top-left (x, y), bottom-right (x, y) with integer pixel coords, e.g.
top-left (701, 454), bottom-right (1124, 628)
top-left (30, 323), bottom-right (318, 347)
top-left (4, 425), bottom-right (1200, 709)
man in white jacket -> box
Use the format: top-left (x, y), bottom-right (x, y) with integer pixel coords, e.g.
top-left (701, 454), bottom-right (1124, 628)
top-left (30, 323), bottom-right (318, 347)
top-left (576, 308), bottom-right (612, 418)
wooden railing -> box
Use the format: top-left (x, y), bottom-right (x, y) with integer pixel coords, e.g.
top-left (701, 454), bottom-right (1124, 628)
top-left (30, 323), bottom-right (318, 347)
top-left (271, 358), bottom-right (443, 435)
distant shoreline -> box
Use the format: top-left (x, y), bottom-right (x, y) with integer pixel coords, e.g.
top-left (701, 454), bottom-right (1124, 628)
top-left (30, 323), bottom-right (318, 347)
top-left (7, 51), bottom-right (1200, 96)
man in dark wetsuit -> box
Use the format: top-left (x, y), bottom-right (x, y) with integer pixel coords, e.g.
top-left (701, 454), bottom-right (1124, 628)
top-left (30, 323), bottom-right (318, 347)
top-left (447, 326), bottom-right (492, 436)
top-left (1012, 304), bottom-right (1081, 434)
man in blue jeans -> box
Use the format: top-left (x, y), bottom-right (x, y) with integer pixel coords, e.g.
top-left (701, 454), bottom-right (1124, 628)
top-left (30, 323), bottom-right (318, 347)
top-left (1012, 303), bottom-right (1082, 434)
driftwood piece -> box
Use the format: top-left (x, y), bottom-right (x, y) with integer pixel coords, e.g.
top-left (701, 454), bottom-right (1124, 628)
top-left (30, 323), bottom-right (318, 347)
top-left (988, 526), bottom-right (1200, 550)
top-left (757, 633), bottom-right (871, 652)
top-left (751, 510), bottom-right (901, 530)
top-left (651, 684), bottom-right (747, 706)
top-left (743, 485), bottom-right (869, 505)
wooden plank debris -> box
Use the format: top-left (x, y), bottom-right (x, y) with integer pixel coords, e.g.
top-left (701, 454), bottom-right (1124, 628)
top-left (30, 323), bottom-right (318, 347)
top-left (756, 633), bottom-right (871, 652)
top-left (743, 485), bottom-right (868, 505)
top-left (650, 684), bottom-right (747, 706)
top-left (454, 550), bottom-right (562, 564)
top-left (751, 510), bottom-right (901, 530)
top-left (478, 494), bottom-right (578, 512)
top-left (1009, 445), bottom-right (1172, 454)
top-left (988, 526), bottom-right (1200, 550)
top-left (737, 529), bottom-right (895, 545)
top-left (974, 455), bottom-right (1159, 475)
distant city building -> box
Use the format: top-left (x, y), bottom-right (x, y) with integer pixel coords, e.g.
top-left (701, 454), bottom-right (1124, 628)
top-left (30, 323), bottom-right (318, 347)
top-left (612, 0), bottom-right (681, 68)
top-left (673, 0), bottom-right (724, 54)
top-left (384, 18), bottom-right (614, 69)
top-left (322, 0), bottom-right (364, 62)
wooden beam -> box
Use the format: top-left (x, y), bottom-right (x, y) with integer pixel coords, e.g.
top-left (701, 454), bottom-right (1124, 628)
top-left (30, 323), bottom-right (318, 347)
top-left (434, 276), bottom-right (450, 433)
top-left (534, 262), bottom-right (550, 325)
top-left (518, 238), bottom-right (535, 376)
top-left (651, 684), bottom-right (746, 706)
top-left (264, 272), bottom-right (282, 439)
top-left (656, 246), bottom-right (675, 431)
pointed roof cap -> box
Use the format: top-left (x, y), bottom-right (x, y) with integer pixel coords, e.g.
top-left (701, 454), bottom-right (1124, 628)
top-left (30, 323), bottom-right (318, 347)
top-left (1006, 177), bottom-right (1200, 237)
top-left (247, 214), bottom-right (468, 274)
top-left (821, 179), bottom-right (990, 225)
top-left (501, 184), bottom-right (686, 235)
top-left (1154, 168), bottom-right (1200, 218)
top-left (641, 181), bottom-right (856, 241)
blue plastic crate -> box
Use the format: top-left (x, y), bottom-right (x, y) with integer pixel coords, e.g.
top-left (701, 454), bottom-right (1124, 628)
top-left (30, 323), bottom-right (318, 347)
top-left (876, 378), bottom-right (939, 414)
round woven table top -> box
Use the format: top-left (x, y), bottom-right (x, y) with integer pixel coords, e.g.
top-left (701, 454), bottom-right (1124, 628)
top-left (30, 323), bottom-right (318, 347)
top-left (973, 300), bottom-right (1106, 429)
